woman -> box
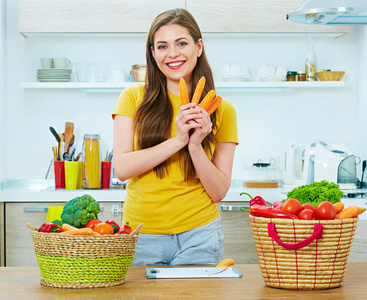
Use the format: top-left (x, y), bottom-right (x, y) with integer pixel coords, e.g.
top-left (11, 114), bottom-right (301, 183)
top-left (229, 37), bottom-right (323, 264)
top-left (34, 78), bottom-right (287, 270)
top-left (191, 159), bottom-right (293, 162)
top-left (112, 8), bottom-right (238, 265)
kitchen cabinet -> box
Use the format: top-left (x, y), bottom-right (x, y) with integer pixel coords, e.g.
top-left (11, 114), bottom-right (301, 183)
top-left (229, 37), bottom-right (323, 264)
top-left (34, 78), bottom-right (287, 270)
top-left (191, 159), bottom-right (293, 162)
top-left (217, 201), bottom-right (258, 264)
top-left (3, 201), bottom-right (123, 266)
top-left (186, 0), bottom-right (349, 34)
top-left (19, 0), bottom-right (348, 35)
top-left (19, 0), bottom-right (185, 35)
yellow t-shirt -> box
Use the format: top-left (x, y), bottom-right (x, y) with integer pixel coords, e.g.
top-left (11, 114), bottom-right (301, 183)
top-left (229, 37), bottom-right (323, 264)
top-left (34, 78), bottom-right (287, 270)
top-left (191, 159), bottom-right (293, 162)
top-left (112, 84), bottom-right (238, 234)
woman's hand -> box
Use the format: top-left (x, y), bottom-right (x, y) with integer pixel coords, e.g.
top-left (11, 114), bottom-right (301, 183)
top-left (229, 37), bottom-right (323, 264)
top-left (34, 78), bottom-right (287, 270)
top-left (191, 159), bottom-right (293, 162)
top-left (188, 106), bottom-right (212, 146)
top-left (175, 102), bottom-right (202, 146)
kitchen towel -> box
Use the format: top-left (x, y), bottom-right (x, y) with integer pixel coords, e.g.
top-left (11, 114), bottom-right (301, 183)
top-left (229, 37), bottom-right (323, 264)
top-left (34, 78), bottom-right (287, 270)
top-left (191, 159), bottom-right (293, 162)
top-left (45, 206), bottom-right (64, 222)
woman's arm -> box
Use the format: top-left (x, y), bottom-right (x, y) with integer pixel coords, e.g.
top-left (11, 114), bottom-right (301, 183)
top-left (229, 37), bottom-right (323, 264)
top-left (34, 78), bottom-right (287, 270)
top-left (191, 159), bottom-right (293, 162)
top-left (188, 106), bottom-right (236, 203)
top-left (113, 103), bottom-right (202, 181)
top-left (189, 141), bottom-right (236, 203)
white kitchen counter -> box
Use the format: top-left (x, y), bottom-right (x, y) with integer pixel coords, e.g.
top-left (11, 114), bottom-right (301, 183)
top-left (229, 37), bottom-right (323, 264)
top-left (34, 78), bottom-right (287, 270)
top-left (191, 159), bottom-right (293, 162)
top-left (0, 179), bottom-right (285, 203)
top-left (1, 179), bottom-right (366, 219)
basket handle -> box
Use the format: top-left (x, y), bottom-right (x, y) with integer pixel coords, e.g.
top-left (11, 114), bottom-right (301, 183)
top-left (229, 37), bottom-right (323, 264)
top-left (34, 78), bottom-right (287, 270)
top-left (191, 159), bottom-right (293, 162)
top-left (25, 222), bottom-right (38, 231)
top-left (129, 223), bottom-right (143, 237)
top-left (267, 223), bottom-right (323, 250)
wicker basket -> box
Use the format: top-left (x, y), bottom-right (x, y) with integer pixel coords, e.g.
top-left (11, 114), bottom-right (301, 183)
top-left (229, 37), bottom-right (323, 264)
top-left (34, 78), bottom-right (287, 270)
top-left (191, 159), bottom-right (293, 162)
top-left (27, 222), bottom-right (143, 289)
top-left (315, 71), bottom-right (345, 81)
top-left (249, 215), bottom-right (358, 290)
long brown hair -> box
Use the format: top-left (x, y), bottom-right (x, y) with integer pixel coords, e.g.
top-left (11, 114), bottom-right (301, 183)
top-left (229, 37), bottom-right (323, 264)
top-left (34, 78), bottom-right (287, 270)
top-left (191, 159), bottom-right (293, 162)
top-left (134, 8), bottom-right (217, 181)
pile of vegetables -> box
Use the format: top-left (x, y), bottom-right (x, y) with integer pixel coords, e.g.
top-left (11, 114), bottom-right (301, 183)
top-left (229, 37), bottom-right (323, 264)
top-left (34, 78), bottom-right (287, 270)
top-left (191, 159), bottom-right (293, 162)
top-left (37, 194), bottom-right (132, 235)
top-left (241, 181), bottom-right (366, 220)
top-left (285, 180), bottom-right (343, 207)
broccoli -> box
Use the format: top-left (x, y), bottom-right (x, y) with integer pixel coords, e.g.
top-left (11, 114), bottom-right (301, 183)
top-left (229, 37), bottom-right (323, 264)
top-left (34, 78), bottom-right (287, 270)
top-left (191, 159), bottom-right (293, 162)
top-left (61, 194), bottom-right (101, 228)
top-left (51, 219), bottom-right (64, 229)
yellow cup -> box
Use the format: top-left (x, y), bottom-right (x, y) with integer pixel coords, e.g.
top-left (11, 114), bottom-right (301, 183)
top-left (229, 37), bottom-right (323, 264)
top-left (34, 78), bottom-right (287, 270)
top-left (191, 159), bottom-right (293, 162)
top-left (77, 161), bottom-right (84, 189)
top-left (65, 161), bottom-right (81, 190)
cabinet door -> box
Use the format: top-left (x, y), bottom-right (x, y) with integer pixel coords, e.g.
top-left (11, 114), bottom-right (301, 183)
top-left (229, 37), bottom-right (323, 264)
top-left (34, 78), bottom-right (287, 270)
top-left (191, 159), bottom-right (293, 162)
top-left (5, 202), bottom-right (123, 266)
top-left (19, 0), bottom-right (185, 33)
top-left (186, 0), bottom-right (349, 33)
top-left (217, 202), bottom-right (258, 264)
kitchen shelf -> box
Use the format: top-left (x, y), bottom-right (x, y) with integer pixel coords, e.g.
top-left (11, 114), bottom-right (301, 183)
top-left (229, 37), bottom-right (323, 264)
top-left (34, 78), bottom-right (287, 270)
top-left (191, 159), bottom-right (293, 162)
top-left (21, 81), bottom-right (345, 93)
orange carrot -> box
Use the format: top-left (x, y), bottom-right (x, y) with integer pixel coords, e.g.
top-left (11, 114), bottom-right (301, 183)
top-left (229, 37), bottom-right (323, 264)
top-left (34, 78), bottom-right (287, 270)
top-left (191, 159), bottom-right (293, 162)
top-left (90, 231), bottom-right (101, 236)
top-left (206, 96), bottom-right (222, 115)
top-left (61, 223), bottom-right (77, 231)
top-left (191, 76), bottom-right (206, 104)
top-left (199, 90), bottom-right (216, 110)
top-left (60, 228), bottom-right (95, 235)
top-left (179, 78), bottom-right (190, 106)
top-left (334, 202), bottom-right (344, 214)
top-left (335, 206), bottom-right (366, 219)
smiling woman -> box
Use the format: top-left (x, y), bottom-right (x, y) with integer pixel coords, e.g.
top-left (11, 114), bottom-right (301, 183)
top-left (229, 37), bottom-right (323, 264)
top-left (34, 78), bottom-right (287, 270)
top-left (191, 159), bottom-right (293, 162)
top-left (112, 8), bottom-right (239, 266)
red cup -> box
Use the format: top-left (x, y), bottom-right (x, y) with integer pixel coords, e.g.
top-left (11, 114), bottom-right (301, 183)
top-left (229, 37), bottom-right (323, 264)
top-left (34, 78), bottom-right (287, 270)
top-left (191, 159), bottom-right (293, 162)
top-left (54, 160), bottom-right (65, 189)
top-left (101, 161), bottom-right (112, 189)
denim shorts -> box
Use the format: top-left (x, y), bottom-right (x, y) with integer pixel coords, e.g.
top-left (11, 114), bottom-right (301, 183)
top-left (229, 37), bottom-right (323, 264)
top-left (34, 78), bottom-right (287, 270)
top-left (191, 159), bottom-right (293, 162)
top-left (131, 217), bottom-right (224, 265)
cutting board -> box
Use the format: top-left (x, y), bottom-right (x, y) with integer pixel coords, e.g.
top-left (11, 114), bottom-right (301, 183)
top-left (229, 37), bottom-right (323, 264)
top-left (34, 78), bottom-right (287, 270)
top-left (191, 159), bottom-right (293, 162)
top-left (146, 267), bottom-right (242, 279)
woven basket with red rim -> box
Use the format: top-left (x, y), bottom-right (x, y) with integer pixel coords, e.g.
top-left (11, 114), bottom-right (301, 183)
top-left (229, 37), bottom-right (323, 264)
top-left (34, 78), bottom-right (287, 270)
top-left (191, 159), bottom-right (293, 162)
top-left (249, 215), bottom-right (358, 290)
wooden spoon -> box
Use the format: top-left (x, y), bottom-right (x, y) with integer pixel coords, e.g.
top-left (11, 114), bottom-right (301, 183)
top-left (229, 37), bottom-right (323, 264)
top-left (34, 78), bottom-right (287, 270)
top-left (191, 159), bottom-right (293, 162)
top-left (63, 122), bottom-right (74, 154)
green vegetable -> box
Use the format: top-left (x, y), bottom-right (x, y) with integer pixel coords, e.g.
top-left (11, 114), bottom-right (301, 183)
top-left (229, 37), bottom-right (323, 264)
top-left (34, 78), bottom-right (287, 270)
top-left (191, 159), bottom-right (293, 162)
top-left (61, 194), bottom-right (101, 228)
top-left (284, 180), bottom-right (343, 207)
top-left (51, 219), bottom-right (64, 229)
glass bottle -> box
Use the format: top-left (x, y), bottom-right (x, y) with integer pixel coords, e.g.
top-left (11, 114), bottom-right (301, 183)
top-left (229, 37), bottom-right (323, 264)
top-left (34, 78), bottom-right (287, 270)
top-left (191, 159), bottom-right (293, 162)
top-left (305, 51), bottom-right (316, 81)
top-left (82, 134), bottom-right (101, 189)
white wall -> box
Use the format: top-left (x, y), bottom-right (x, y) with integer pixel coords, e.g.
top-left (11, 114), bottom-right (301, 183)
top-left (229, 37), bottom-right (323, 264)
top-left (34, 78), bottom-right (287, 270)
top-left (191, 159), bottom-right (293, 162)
top-left (356, 26), bottom-right (367, 163)
top-left (5, 1), bottom-right (366, 182)
top-left (0, 0), bottom-right (6, 181)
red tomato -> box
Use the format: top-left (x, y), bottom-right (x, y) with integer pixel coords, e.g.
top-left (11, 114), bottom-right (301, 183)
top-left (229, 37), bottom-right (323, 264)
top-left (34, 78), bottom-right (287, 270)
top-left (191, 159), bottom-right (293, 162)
top-left (94, 223), bottom-right (114, 235)
top-left (316, 201), bottom-right (337, 220)
top-left (85, 219), bottom-right (102, 229)
top-left (302, 203), bottom-right (316, 212)
top-left (298, 209), bottom-right (316, 220)
top-left (282, 198), bottom-right (303, 216)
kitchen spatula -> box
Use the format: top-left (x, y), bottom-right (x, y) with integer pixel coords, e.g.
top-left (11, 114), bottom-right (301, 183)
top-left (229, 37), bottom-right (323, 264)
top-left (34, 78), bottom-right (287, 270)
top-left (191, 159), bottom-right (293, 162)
top-left (63, 122), bottom-right (74, 154)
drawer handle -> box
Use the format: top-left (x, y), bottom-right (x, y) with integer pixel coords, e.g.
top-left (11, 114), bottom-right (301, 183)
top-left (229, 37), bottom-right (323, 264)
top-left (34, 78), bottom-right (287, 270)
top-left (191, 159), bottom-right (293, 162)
top-left (24, 207), bottom-right (48, 212)
top-left (221, 205), bottom-right (249, 211)
top-left (24, 206), bottom-right (104, 212)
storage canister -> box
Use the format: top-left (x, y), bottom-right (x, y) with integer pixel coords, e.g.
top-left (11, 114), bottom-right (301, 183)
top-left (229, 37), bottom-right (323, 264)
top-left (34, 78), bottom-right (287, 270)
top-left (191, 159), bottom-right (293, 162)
top-left (297, 71), bottom-right (306, 81)
top-left (286, 71), bottom-right (297, 81)
top-left (82, 134), bottom-right (101, 189)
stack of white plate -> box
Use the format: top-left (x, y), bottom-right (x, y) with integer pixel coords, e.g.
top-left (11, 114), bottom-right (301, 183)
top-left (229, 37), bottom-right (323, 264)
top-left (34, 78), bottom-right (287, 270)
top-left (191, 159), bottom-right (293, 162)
top-left (37, 69), bottom-right (72, 82)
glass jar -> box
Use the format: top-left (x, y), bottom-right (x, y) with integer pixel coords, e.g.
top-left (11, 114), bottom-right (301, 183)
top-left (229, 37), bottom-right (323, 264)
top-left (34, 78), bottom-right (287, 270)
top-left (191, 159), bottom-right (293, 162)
top-left (286, 71), bottom-right (297, 81)
top-left (82, 134), bottom-right (101, 189)
top-left (130, 64), bottom-right (147, 82)
top-left (297, 71), bottom-right (306, 81)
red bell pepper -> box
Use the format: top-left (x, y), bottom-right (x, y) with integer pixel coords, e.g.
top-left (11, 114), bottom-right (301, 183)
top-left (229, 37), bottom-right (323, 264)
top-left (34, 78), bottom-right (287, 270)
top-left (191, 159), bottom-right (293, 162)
top-left (116, 222), bottom-right (132, 235)
top-left (250, 204), bottom-right (298, 219)
top-left (105, 220), bottom-right (120, 233)
top-left (272, 201), bottom-right (283, 210)
top-left (38, 222), bottom-right (60, 233)
top-left (240, 192), bottom-right (267, 207)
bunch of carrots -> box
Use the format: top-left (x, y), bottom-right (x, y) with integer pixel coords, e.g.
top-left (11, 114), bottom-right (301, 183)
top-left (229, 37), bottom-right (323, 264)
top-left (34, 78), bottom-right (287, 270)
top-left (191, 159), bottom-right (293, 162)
top-left (334, 202), bottom-right (366, 219)
top-left (59, 223), bottom-right (101, 235)
top-left (180, 76), bottom-right (222, 115)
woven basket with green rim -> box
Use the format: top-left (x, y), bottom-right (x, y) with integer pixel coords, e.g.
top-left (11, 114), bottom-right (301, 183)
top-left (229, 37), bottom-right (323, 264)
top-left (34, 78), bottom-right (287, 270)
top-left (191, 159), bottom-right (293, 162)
top-left (27, 223), bottom-right (143, 289)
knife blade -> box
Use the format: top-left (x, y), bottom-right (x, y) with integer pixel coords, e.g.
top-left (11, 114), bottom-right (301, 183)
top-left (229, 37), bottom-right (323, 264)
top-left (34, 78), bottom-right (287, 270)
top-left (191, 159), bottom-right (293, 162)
top-left (207, 258), bottom-right (235, 276)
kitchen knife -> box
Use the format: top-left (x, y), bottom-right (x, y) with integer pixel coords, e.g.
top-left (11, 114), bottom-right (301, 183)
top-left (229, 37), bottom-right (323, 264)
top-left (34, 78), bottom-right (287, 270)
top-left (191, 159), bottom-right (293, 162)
top-left (207, 258), bottom-right (235, 276)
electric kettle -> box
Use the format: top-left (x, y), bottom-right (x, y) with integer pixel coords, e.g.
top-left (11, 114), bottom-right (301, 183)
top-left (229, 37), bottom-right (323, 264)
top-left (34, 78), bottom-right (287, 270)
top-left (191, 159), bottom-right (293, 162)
top-left (283, 143), bottom-right (303, 185)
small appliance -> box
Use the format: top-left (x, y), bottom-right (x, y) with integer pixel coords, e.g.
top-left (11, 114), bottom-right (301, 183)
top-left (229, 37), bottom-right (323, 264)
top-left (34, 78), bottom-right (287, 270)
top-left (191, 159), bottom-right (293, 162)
top-left (283, 141), bottom-right (360, 190)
